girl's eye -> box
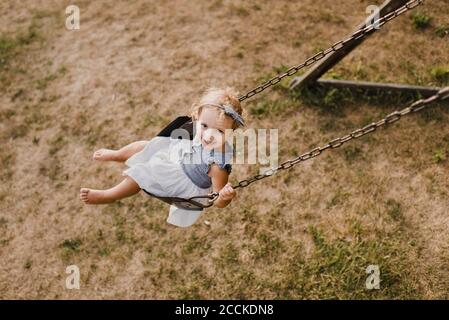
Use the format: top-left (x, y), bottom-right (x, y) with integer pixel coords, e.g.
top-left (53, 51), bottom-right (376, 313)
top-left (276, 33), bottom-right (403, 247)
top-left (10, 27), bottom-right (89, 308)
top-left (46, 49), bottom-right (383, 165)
top-left (201, 123), bottom-right (208, 128)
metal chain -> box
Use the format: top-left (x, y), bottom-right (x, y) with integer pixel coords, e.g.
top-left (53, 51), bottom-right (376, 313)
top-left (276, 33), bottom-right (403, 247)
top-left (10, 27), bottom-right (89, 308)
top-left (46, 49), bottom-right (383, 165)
top-left (228, 87), bottom-right (449, 192)
top-left (194, 87), bottom-right (447, 205)
top-left (191, 0), bottom-right (429, 205)
top-left (237, 0), bottom-right (424, 102)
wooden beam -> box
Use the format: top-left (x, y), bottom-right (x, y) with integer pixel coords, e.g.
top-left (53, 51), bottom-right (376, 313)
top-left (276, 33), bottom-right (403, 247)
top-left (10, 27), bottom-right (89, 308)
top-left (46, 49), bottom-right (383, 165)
top-left (289, 0), bottom-right (410, 90)
top-left (314, 79), bottom-right (441, 97)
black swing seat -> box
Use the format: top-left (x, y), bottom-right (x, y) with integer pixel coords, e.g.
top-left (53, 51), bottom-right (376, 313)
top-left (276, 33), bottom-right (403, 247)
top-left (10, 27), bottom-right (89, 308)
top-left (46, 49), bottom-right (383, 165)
top-left (142, 189), bottom-right (217, 211)
top-left (141, 116), bottom-right (218, 211)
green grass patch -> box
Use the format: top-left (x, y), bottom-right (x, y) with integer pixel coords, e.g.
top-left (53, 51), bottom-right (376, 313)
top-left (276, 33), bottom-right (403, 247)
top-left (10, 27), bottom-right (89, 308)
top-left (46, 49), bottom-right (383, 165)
top-left (257, 226), bottom-right (419, 298)
top-left (60, 239), bottom-right (83, 263)
top-left (292, 83), bottom-right (422, 114)
top-left (251, 231), bottom-right (283, 261)
top-left (418, 105), bottom-right (445, 123)
top-left (435, 25), bottom-right (449, 37)
top-left (0, 21), bottom-right (39, 70)
top-left (300, 226), bottom-right (417, 298)
top-left (231, 5), bottom-right (250, 17)
top-left (432, 149), bottom-right (446, 163)
top-left (385, 199), bottom-right (403, 222)
top-left (36, 73), bottom-right (58, 90)
top-left (4, 123), bottom-right (29, 140)
top-left (249, 99), bottom-right (295, 117)
top-left (61, 239), bottom-right (82, 250)
top-left (411, 12), bottom-right (431, 30)
top-left (24, 259), bottom-right (33, 269)
top-left (216, 242), bottom-right (240, 267)
top-left (0, 148), bottom-right (15, 180)
top-left (430, 66), bottom-right (449, 84)
top-left (344, 145), bottom-right (363, 163)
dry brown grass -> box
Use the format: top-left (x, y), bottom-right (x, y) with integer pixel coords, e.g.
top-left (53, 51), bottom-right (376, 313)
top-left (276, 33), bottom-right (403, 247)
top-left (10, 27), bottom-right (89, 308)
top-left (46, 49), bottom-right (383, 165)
top-left (0, 0), bottom-right (448, 299)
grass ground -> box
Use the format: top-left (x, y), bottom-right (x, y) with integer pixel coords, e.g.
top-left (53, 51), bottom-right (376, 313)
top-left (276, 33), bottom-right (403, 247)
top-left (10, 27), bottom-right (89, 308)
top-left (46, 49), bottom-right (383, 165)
top-left (0, 0), bottom-right (448, 299)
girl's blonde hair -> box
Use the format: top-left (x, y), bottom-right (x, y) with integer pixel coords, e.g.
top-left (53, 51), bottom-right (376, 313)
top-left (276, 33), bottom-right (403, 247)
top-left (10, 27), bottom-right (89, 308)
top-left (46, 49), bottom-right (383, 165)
top-left (190, 87), bottom-right (243, 129)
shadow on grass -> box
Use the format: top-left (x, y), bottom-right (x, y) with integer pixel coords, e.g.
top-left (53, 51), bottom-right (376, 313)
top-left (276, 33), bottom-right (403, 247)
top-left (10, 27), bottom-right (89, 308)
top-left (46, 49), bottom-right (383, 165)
top-left (291, 83), bottom-right (427, 116)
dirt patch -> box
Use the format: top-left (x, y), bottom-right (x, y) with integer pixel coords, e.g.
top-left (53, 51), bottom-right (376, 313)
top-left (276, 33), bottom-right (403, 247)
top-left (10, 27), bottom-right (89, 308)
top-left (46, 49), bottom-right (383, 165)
top-left (0, 0), bottom-right (448, 299)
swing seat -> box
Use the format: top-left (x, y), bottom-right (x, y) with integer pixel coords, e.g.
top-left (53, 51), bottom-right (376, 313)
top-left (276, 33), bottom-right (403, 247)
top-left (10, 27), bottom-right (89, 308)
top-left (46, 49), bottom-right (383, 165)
top-left (142, 116), bottom-right (218, 210)
top-left (154, 115), bottom-right (194, 140)
top-left (142, 190), bottom-right (216, 210)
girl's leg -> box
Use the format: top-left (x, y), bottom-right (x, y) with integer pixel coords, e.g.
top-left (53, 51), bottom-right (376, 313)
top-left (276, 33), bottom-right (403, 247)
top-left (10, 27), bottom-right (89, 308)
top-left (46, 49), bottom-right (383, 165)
top-left (93, 141), bottom-right (148, 162)
top-left (80, 176), bottom-right (141, 204)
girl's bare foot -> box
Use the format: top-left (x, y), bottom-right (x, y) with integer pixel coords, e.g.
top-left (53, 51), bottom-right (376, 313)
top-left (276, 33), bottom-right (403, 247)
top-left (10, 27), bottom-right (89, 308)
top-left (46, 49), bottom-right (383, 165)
top-left (80, 188), bottom-right (113, 204)
top-left (93, 148), bottom-right (120, 161)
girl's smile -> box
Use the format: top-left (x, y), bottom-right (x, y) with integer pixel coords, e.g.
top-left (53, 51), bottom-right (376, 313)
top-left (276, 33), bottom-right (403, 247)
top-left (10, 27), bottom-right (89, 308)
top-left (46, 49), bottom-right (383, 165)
top-left (196, 107), bottom-right (234, 152)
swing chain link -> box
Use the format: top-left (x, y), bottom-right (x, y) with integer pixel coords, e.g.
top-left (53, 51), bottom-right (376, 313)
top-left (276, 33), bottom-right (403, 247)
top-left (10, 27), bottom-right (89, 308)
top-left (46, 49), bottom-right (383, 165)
top-left (230, 86), bottom-right (449, 191)
top-left (237, 0), bottom-right (424, 102)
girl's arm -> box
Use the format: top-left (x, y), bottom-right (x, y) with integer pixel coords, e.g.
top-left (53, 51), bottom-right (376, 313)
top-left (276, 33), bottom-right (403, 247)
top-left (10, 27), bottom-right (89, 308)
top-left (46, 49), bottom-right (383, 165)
top-left (208, 164), bottom-right (236, 208)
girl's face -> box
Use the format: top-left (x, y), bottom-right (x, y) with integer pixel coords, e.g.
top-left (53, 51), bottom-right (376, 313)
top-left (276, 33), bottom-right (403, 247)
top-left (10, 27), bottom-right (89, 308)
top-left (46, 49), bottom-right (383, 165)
top-left (196, 107), bottom-right (234, 151)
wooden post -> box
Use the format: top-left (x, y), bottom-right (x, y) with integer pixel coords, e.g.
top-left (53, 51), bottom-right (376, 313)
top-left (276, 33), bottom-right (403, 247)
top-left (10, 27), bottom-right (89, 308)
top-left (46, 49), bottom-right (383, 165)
top-left (314, 79), bottom-right (441, 97)
top-left (289, 0), bottom-right (410, 90)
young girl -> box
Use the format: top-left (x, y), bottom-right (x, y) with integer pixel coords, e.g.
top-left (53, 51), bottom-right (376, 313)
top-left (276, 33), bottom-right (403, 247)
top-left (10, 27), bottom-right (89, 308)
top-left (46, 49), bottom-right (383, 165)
top-left (79, 87), bottom-right (244, 227)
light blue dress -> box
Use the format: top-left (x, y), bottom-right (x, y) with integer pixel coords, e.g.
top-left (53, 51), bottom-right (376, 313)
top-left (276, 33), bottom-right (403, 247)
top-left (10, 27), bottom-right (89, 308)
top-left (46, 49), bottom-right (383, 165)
top-left (123, 135), bottom-right (233, 227)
